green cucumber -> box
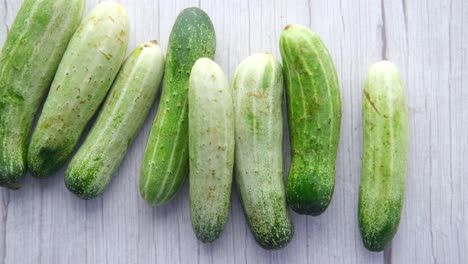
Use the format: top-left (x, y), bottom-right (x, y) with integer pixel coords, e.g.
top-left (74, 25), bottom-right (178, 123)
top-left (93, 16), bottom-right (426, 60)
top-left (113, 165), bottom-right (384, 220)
top-left (65, 41), bottom-right (165, 199)
top-left (188, 58), bottom-right (234, 243)
top-left (27, 2), bottom-right (129, 177)
top-left (279, 24), bottom-right (342, 215)
top-left (140, 7), bottom-right (216, 206)
top-left (0, 0), bottom-right (84, 188)
top-left (359, 61), bottom-right (408, 252)
top-left (233, 53), bottom-right (293, 250)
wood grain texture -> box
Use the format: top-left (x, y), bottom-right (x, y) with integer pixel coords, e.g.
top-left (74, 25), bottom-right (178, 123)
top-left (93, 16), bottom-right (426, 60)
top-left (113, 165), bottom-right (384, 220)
top-left (0, 0), bottom-right (466, 263)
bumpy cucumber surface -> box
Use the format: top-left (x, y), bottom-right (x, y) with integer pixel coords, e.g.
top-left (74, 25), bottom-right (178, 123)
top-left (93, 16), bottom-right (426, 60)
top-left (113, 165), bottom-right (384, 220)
top-left (27, 2), bottom-right (129, 177)
top-left (0, 0), bottom-right (84, 188)
top-left (65, 41), bottom-right (165, 199)
top-left (233, 53), bottom-right (293, 250)
top-left (140, 7), bottom-right (216, 206)
top-left (359, 61), bottom-right (408, 252)
top-left (280, 24), bottom-right (342, 215)
top-left (188, 58), bottom-right (234, 243)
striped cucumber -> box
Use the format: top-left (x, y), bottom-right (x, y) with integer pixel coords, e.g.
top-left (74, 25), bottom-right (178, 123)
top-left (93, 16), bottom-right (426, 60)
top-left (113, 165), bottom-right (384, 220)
top-left (27, 2), bottom-right (129, 177)
top-left (65, 41), bottom-right (165, 199)
top-left (0, 0), bottom-right (84, 188)
top-left (279, 24), bottom-right (342, 215)
top-left (233, 54), bottom-right (293, 250)
top-left (188, 58), bottom-right (234, 242)
top-left (359, 61), bottom-right (408, 252)
top-left (140, 7), bottom-right (216, 206)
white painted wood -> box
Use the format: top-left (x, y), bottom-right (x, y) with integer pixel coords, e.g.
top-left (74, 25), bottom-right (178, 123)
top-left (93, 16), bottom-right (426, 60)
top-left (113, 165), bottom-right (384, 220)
top-left (0, 0), bottom-right (467, 263)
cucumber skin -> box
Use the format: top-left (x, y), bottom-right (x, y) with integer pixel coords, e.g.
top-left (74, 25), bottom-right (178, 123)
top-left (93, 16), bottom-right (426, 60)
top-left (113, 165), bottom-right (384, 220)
top-left (279, 24), bottom-right (342, 215)
top-left (233, 54), bottom-right (293, 250)
top-left (140, 7), bottom-right (216, 206)
top-left (359, 61), bottom-right (408, 252)
top-left (0, 0), bottom-right (85, 188)
top-left (27, 2), bottom-right (129, 177)
top-left (65, 42), bottom-right (165, 199)
top-left (188, 58), bottom-right (234, 243)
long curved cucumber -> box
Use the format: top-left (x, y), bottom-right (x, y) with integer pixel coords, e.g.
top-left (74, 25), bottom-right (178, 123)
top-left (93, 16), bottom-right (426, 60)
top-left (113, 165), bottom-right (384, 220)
top-left (279, 24), bottom-right (342, 215)
top-left (233, 53), bottom-right (293, 250)
top-left (65, 41), bottom-right (165, 199)
top-left (188, 58), bottom-right (234, 242)
top-left (27, 2), bottom-right (129, 177)
top-left (0, 0), bottom-right (85, 188)
top-left (359, 61), bottom-right (408, 252)
top-left (140, 7), bottom-right (216, 206)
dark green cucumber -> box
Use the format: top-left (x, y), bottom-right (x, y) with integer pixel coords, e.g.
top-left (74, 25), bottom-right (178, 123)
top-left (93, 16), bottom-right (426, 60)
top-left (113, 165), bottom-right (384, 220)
top-left (359, 61), bottom-right (408, 252)
top-left (233, 53), bottom-right (293, 250)
top-left (65, 41), bottom-right (165, 199)
top-left (140, 7), bottom-right (216, 206)
top-left (27, 2), bottom-right (129, 177)
top-left (279, 24), bottom-right (342, 215)
top-left (0, 0), bottom-right (84, 188)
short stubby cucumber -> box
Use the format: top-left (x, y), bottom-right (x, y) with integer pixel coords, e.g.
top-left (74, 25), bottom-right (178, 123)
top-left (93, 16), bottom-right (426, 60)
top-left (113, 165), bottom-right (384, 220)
top-left (27, 2), bottom-right (129, 177)
top-left (279, 24), bottom-right (342, 215)
top-left (233, 54), bottom-right (293, 250)
top-left (0, 0), bottom-right (85, 188)
top-left (359, 61), bottom-right (408, 252)
top-left (188, 58), bottom-right (234, 243)
top-left (140, 7), bottom-right (216, 206)
top-left (65, 41), bottom-right (165, 199)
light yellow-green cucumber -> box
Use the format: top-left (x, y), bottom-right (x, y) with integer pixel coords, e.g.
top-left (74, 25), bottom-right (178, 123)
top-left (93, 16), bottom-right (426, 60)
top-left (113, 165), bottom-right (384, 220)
top-left (140, 7), bottom-right (216, 206)
top-left (280, 24), bottom-right (342, 215)
top-left (359, 61), bottom-right (408, 252)
top-left (64, 41), bottom-right (165, 199)
top-left (27, 2), bottom-right (129, 177)
top-left (188, 58), bottom-right (234, 242)
top-left (0, 0), bottom-right (85, 188)
top-left (233, 53), bottom-right (293, 250)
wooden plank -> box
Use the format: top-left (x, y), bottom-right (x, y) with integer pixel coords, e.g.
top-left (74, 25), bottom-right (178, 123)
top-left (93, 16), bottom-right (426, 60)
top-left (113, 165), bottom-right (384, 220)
top-left (270, 2), bottom-right (311, 264)
top-left (390, 0), bottom-right (468, 263)
top-left (307, 0), bottom-right (385, 263)
top-left (198, 1), bottom-right (244, 262)
top-left (448, 2), bottom-right (468, 262)
top-left (1, 1), bottom-right (51, 263)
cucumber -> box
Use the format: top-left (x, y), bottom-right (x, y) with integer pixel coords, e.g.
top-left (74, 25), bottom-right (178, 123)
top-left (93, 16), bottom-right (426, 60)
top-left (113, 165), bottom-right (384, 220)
top-left (64, 41), bottom-right (165, 199)
top-left (27, 2), bottom-right (129, 177)
top-left (233, 53), bottom-right (293, 250)
top-left (140, 7), bottom-right (216, 206)
top-left (188, 58), bottom-right (234, 242)
top-left (279, 24), bottom-right (342, 215)
top-left (0, 0), bottom-right (84, 188)
top-left (359, 61), bottom-right (408, 252)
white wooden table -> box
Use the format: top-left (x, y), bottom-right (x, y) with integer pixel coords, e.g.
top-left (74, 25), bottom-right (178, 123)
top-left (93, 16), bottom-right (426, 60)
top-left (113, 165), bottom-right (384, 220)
top-left (0, 0), bottom-right (466, 263)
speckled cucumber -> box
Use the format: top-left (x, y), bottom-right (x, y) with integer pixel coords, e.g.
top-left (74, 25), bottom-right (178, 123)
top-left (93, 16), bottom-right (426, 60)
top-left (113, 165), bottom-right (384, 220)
top-left (359, 61), bottom-right (408, 252)
top-left (27, 2), bottom-right (129, 177)
top-left (140, 7), bottom-right (216, 206)
top-left (0, 0), bottom-right (84, 188)
top-left (279, 24), bottom-right (342, 215)
top-left (64, 41), bottom-right (165, 199)
top-left (188, 58), bottom-right (234, 242)
top-left (233, 54), bottom-right (293, 250)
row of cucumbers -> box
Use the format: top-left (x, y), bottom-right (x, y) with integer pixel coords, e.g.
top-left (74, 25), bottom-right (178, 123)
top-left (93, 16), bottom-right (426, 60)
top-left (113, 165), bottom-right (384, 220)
top-left (0, 0), bottom-right (408, 252)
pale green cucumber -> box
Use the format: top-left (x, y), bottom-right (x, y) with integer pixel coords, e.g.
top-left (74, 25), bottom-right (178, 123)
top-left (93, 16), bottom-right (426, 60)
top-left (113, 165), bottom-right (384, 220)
top-left (0, 0), bottom-right (84, 188)
top-left (64, 41), bottom-right (165, 199)
top-left (188, 58), bottom-right (234, 242)
top-left (280, 24), bottom-right (342, 215)
top-left (359, 61), bottom-right (408, 252)
top-left (27, 2), bottom-right (129, 177)
top-left (233, 53), bottom-right (293, 250)
top-left (140, 7), bottom-right (216, 206)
